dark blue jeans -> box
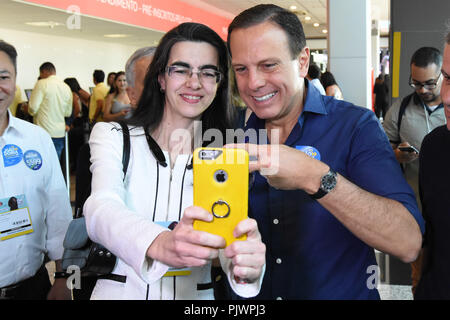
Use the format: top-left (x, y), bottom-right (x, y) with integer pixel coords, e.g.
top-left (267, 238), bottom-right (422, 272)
top-left (52, 137), bottom-right (65, 160)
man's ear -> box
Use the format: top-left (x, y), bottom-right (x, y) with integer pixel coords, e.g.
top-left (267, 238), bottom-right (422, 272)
top-left (126, 87), bottom-right (137, 108)
top-left (297, 46), bottom-right (310, 78)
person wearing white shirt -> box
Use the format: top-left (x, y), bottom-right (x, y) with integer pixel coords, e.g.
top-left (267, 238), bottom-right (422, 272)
top-left (84, 22), bottom-right (265, 300)
top-left (0, 41), bottom-right (73, 300)
top-left (28, 62), bottom-right (72, 160)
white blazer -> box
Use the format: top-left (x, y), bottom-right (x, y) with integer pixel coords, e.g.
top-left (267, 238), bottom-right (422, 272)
top-left (84, 122), bottom-right (262, 299)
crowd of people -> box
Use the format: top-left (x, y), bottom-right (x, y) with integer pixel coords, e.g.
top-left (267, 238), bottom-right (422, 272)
top-left (0, 3), bottom-right (450, 301)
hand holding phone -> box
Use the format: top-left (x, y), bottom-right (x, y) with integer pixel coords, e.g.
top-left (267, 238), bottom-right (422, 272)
top-left (398, 145), bottom-right (419, 154)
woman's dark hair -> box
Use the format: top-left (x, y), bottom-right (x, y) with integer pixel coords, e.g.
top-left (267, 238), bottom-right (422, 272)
top-left (227, 4), bottom-right (306, 59)
top-left (320, 71), bottom-right (338, 89)
top-left (64, 77), bottom-right (81, 93)
top-left (127, 22), bottom-right (235, 144)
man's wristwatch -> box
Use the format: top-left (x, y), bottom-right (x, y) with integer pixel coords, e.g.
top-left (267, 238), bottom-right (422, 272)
top-left (310, 168), bottom-right (337, 199)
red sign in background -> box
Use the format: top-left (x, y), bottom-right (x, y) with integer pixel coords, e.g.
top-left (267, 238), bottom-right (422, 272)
top-left (21, 0), bottom-right (232, 40)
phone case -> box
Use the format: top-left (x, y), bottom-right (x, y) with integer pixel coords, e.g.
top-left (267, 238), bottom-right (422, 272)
top-left (193, 147), bottom-right (249, 246)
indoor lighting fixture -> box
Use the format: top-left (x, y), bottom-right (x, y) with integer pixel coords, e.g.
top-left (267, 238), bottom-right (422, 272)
top-left (289, 5), bottom-right (297, 10)
top-left (305, 16), bottom-right (311, 21)
top-left (313, 22), bottom-right (320, 27)
top-left (322, 29), bottom-right (328, 34)
top-left (104, 34), bottom-right (129, 38)
top-left (25, 21), bottom-right (62, 28)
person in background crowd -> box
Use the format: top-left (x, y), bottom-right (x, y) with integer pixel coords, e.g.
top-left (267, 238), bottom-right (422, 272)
top-left (373, 73), bottom-right (389, 120)
top-left (307, 63), bottom-right (325, 95)
top-left (125, 46), bottom-right (156, 107)
top-left (107, 71), bottom-right (116, 90)
top-left (226, 4), bottom-right (423, 299)
top-left (83, 22), bottom-right (265, 300)
top-left (414, 31), bottom-right (450, 300)
top-left (28, 62), bottom-right (72, 160)
top-left (89, 69), bottom-right (109, 124)
top-left (321, 70), bottom-right (344, 100)
top-left (383, 47), bottom-right (446, 294)
top-left (0, 40), bottom-right (72, 300)
top-left (103, 71), bottom-right (132, 122)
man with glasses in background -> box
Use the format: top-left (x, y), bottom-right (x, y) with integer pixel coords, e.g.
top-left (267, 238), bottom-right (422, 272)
top-left (383, 46), bottom-right (446, 294)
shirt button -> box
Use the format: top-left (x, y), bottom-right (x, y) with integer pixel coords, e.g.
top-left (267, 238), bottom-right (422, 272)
top-left (276, 258), bottom-right (282, 264)
top-left (273, 219), bottom-right (279, 225)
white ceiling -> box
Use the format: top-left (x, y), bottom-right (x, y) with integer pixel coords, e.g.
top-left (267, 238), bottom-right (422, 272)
top-left (0, 0), bottom-right (390, 48)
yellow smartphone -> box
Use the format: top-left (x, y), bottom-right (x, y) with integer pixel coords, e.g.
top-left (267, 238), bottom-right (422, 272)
top-left (193, 147), bottom-right (249, 246)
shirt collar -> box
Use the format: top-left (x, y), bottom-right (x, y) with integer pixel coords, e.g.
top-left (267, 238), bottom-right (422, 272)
top-left (2, 109), bottom-right (24, 138)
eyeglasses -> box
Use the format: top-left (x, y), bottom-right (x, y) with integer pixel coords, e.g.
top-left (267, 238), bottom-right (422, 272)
top-left (166, 65), bottom-right (222, 85)
top-left (409, 72), bottom-right (441, 90)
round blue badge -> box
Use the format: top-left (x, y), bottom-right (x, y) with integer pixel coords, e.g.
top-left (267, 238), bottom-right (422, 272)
top-left (23, 150), bottom-right (43, 170)
top-left (2, 144), bottom-right (23, 167)
top-left (295, 145), bottom-right (321, 161)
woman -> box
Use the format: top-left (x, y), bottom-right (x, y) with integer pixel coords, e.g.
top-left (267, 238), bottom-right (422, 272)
top-left (84, 22), bottom-right (265, 300)
top-left (103, 71), bottom-right (132, 122)
top-left (320, 71), bottom-right (344, 100)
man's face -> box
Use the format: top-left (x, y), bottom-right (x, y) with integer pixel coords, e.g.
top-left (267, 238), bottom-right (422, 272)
top-left (0, 51), bottom-right (16, 129)
top-left (229, 21), bottom-right (309, 122)
top-left (442, 44), bottom-right (450, 130)
top-left (410, 62), bottom-right (442, 105)
top-left (127, 55), bottom-right (153, 107)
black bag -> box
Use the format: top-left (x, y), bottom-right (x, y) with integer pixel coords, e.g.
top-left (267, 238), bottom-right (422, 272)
top-left (62, 121), bottom-right (130, 284)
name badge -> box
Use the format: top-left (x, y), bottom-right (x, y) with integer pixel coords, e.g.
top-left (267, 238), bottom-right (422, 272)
top-left (155, 221), bottom-right (192, 277)
top-left (0, 194), bottom-right (34, 241)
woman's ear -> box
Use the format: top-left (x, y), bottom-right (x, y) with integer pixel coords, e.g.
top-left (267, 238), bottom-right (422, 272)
top-left (158, 73), bottom-right (166, 93)
top-left (297, 46), bottom-right (310, 78)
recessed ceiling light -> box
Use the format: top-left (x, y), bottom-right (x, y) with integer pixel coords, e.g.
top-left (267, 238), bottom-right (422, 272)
top-left (322, 29), bottom-right (328, 34)
top-left (104, 34), bottom-right (129, 38)
top-left (313, 23), bottom-right (320, 27)
top-left (305, 16), bottom-right (311, 21)
top-left (290, 5), bottom-right (297, 10)
top-left (25, 21), bottom-right (62, 28)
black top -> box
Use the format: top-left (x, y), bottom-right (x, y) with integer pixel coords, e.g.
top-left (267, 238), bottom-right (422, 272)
top-left (415, 125), bottom-right (450, 299)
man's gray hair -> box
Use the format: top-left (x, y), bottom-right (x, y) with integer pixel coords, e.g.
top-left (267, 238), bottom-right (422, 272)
top-left (125, 46), bottom-right (156, 87)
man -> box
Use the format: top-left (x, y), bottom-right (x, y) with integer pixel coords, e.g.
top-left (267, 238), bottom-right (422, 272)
top-left (0, 40), bottom-right (72, 300)
top-left (28, 62), bottom-right (72, 160)
top-left (124, 46), bottom-right (156, 107)
top-left (307, 63), bottom-right (326, 95)
top-left (89, 69), bottom-right (109, 124)
top-left (383, 47), bottom-right (446, 293)
top-left (226, 4), bottom-right (424, 299)
top-left (414, 31), bottom-right (450, 300)
top-left (384, 47), bottom-right (445, 203)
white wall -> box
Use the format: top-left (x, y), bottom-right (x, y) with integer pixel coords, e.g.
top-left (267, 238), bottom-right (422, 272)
top-left (0, 28), bottom-right (139, 99)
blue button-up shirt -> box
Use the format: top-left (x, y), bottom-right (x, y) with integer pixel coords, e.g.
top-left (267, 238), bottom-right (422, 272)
top-left (243, 82), bottom-right (425, 300)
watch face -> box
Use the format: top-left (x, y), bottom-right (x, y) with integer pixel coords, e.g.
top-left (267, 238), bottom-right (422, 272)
top-left (322, 171), bottom-right (337, 191)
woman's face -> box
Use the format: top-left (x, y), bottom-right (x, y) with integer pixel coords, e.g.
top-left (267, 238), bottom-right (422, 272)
top-left (158, 41), bottom-right (220, 122)
top-left (115, 74), bottom-right (127, 91)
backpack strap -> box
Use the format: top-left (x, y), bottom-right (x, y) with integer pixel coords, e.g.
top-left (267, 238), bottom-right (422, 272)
top-left (397, 92), bottom-right (415, 138)
top-left (118, 121), bottom-right (130, 177)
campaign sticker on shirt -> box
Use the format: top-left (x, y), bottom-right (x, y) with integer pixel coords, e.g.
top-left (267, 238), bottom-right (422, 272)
top-left (296, 145), bottom-right (321, 161)
top-left (23, 150), bottom-right (43, 171)
top-left (2, 144), bottom-right (23, 167)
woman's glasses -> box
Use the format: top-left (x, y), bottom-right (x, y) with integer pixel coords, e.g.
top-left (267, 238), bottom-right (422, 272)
top-left (166, 65), bottom-right (222, 85)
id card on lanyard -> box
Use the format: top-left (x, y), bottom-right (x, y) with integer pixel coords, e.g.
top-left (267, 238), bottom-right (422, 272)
top-left (0, 194), bottom-right (34, 241)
